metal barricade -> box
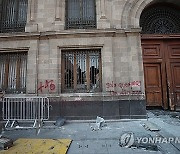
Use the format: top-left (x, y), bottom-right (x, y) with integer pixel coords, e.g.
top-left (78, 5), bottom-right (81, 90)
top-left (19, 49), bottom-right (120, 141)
top-left (2, 97), bottom-right (49, 128)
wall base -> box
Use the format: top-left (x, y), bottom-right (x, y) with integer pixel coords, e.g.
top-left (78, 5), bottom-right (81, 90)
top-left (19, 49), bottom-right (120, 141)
top-left (49, 99), bottom-right (147, 120)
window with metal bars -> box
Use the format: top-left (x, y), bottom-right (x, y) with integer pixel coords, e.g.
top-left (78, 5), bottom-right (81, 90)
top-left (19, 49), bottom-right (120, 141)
top-left (0, 52), bottom-right (27, 93)
top-left (0, 0), bottom-right (28, 33)
top-left (61, 49), bottom-right (101, 93)
top-left (65, 0), bottom-right (96, 29)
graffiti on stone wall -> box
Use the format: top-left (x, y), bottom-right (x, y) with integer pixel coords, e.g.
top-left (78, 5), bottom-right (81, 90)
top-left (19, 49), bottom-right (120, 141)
top-left (106, 81), bottom-right (144, 96)
top-left (106, 81), bottom-right (141, 89)
top-left (37, 80), bottom-right (143, 96)
top-left (38, 80), bottom-right (56, 93)
top-left (108, 90), bottom-right (144, 96)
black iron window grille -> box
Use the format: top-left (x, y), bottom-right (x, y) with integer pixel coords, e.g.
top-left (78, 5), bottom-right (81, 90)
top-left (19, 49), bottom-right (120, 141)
top-left (65, 0), bottom-right (96, 29)
top-left (0, 0), bottom-right (28, 33)
top-left (62, 49), bottom-right (102, 93)
top-left (140, 5), bottom-right (180, 34)
top-left (0, 52), bottom-right (27, 93)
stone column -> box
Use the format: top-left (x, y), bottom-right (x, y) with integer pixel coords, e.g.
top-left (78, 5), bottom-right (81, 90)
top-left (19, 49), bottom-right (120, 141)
top-left (102, 38), bottom-right (114, 93)
top-left (26, 40), bottom-right (39, 94)
top-left (125, 28), bottom-right (145, 96)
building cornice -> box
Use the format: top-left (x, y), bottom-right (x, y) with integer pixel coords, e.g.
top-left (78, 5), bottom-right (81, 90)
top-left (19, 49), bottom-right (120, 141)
top-left (0, 28), bottom-right (142, 41)
top-left (0, 32), bottom-right (40, 41)
top-left (141, 34), bottom-right (180, 39)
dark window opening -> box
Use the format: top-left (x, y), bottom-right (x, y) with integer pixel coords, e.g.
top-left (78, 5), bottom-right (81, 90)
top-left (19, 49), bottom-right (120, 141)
top-left (0, 0), bottom-right (28, 33)
top-left (65, 0), bottom-right (96, 29)
top-left (61, 49), bottom-right (102, 93)
top-left (0, 52), bottom-right (27, 93)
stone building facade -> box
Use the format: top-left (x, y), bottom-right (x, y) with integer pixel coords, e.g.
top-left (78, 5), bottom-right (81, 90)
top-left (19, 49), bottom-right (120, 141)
top-left (0, 0), bottom-right (180, 120)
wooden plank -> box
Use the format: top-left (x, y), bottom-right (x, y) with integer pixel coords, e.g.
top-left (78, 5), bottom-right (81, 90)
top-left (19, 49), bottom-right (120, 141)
top-left (61, 53), bottom-right (65, 92)
top-left (4, 55), bottom-right (9, 90)
top-left (86, 53), bottom-right (90, 91)
top-left (16, 54), bottom-right (21, 91)
top-left (98, 51), bottom-right (102, 92)
top-left (73, 53), bottom-right (77, 91)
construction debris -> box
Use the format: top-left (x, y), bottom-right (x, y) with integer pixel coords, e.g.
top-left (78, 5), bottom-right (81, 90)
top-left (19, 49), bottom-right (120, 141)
top-left (0, 91), bottom-right (4, 97)
top-left (131, 143), bottom-right (159, 152)
top-left (0, 91), bottom-right (4, 101)
top-left (143, 121), bottom-right (160, 131)
top-left (91, 116), bottom-right (106, 131)
top-left (36, 119), bottom-right (43, 135)
top-left (55, 117), bottom-right (66, 127)
top-left (0, 137), bottom-right (13, 150)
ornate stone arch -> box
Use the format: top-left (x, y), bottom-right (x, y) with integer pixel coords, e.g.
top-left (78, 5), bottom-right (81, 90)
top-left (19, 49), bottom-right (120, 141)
top-left (121, 0), bottom-right (154, 28)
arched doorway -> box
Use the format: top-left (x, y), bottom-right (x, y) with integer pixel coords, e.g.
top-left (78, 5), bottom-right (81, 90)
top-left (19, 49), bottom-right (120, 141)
top-left (140, 3), bottom-right (180, 110)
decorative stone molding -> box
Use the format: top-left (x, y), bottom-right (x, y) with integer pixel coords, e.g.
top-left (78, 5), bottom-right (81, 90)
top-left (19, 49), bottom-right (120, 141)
top-left (29, 0), bottom-right (36, 22)
top-left (26, 0), bottom-right (38, 32)
top-left (55, 0), bottom-right (62, 21)
top-left (100, 0), bottom-right (106, 19)
top-left (54, 0), bottom-right (65, 31)
top-left (121, 0), bottom-right (149, 28)
top-left (0, 47), bottom-right (29, 52)
top-left (98, 0), bottom-right (110, 29)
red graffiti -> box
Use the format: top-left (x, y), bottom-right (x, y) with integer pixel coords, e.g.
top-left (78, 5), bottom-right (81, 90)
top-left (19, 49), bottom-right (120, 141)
top-left (108, 90), bottom-right (143, 96)
top-left (106, 81), bottom-right (141, 89)
top-left (38, 80), bottom-right (55, 93)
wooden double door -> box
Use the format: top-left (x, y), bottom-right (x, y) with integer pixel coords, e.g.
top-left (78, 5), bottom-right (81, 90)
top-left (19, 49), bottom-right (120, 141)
top-left (142, 38), bottom-right (180, 110)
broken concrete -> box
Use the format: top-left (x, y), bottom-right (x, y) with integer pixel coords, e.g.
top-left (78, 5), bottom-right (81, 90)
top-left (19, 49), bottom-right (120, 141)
top-left (143, 121), bottom-right (160, 131)
top-left (0, 137), bottom-right (13, 150)
top-left (90, 116), bottom-right (106, 131)
top-left (55, 117), bottom-right (66, 127)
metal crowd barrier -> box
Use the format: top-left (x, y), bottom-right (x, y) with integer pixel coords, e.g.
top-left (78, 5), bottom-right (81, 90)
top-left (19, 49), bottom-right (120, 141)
top-left (2, 97), bottom-right (49, 128)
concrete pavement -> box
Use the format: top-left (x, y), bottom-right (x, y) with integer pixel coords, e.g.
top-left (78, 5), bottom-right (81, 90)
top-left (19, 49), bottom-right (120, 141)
top-left (0, 110), bottom-right (180, 154)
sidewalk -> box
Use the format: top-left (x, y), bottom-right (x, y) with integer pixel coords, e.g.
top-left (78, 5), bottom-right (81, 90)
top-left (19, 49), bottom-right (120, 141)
top-left (0, 110), bottom-right (180, 154)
